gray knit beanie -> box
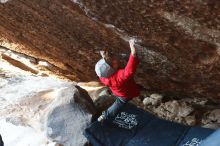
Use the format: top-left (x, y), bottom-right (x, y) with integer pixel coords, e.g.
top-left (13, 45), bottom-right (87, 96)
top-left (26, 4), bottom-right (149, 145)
top-left (95, 59), bottom-right (115, 78)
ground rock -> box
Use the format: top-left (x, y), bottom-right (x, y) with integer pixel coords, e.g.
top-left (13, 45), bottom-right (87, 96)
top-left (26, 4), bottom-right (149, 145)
top-left (143, 93), bottom-right (163, 106)
top-left (45, 85), bottom-right (96, 146)
top-left (0, 134), bottom-right (3, 146)
top-left (203, 123), bottom-right (220, 130)
top-left (151, 100), bottom-right (195, 125)
top-left (157, 100), bottom-right (194, 117)
top-left (202, 109), bottom-right (220, 125)
top-left (185, 116), bottom-right (196, 126)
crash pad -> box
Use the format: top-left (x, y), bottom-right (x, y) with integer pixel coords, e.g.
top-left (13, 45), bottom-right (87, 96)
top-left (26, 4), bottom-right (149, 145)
top-left (201, 129), bottom-right (220, 146)
top-left (84, 104), bottom-right (215, 146)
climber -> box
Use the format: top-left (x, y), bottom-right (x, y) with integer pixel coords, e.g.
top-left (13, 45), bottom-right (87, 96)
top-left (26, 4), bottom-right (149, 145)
top-left (95, 39), bottom-right (140, 122)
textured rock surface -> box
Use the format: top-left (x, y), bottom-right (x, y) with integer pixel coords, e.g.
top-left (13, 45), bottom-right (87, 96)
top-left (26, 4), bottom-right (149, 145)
top-left (153, 100), bottom-right (194, 123)
top-left (0, 58), bottom-right (75, 145)
top-left (0, 0), bottom-right (220, 101)
top-left (202, 109), bottom-right (220, 127)
top-left (140, 95), bottom-right (212, 126)
top-left (143, 93), bottom-right (163, 106)
top-left (1, 53), bottom-right (39, 74)
top-left (0, 134), bottom-right (3, 146)
top-left (46, 85), bottom-right (96, 146)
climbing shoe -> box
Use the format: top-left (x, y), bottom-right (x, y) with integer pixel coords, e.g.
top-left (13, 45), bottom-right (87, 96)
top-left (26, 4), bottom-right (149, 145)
top-left (97, 115), bottom-right (106, 122)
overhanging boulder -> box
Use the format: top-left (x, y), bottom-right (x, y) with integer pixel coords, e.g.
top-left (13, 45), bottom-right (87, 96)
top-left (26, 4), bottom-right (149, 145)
top-left (0, 0), bottom-right (219, 101)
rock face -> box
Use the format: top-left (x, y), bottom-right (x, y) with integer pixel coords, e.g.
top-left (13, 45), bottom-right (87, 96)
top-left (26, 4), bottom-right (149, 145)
top-left (46, 85), bottom-right (96, 146)
top-left (0, 0), bottom-right (220, 101)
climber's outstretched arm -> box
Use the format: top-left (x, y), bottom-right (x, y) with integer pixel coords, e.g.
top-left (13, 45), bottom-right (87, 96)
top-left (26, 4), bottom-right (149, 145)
top-left (129, 39), bottom-right (137, 57)
top-left (118, 39), bottom-right (139, 81)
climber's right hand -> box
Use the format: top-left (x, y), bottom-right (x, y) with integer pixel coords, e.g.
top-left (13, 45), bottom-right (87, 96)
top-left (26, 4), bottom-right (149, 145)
top-left (129, 39), bottom-right (136, 56)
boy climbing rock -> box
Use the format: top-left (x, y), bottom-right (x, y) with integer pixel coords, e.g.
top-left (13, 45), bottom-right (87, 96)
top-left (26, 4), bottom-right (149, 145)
top-left (95, 39), bottom-right (140, 122)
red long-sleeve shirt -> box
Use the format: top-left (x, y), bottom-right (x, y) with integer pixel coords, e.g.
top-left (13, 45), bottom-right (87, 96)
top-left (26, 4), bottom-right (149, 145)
top-left (99, 54), bottom-right (140, 100)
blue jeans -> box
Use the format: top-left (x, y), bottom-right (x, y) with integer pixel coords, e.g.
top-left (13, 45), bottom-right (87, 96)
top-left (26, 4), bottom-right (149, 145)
top-left (201, 129), bottom-right (220, 146)
top-left (103, 97), bottom-right (129, 119)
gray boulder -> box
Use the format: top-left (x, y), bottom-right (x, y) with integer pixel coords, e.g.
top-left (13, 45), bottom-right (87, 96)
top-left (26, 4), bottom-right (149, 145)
top-left (45, 85), bottom-right (96, 146)
top-left (0, 134), bottom-right (3, 146)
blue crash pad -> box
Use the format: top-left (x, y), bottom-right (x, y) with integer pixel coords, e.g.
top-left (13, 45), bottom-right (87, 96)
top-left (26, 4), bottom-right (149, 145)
top-left (84, 104), bottom-right (215, 146)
